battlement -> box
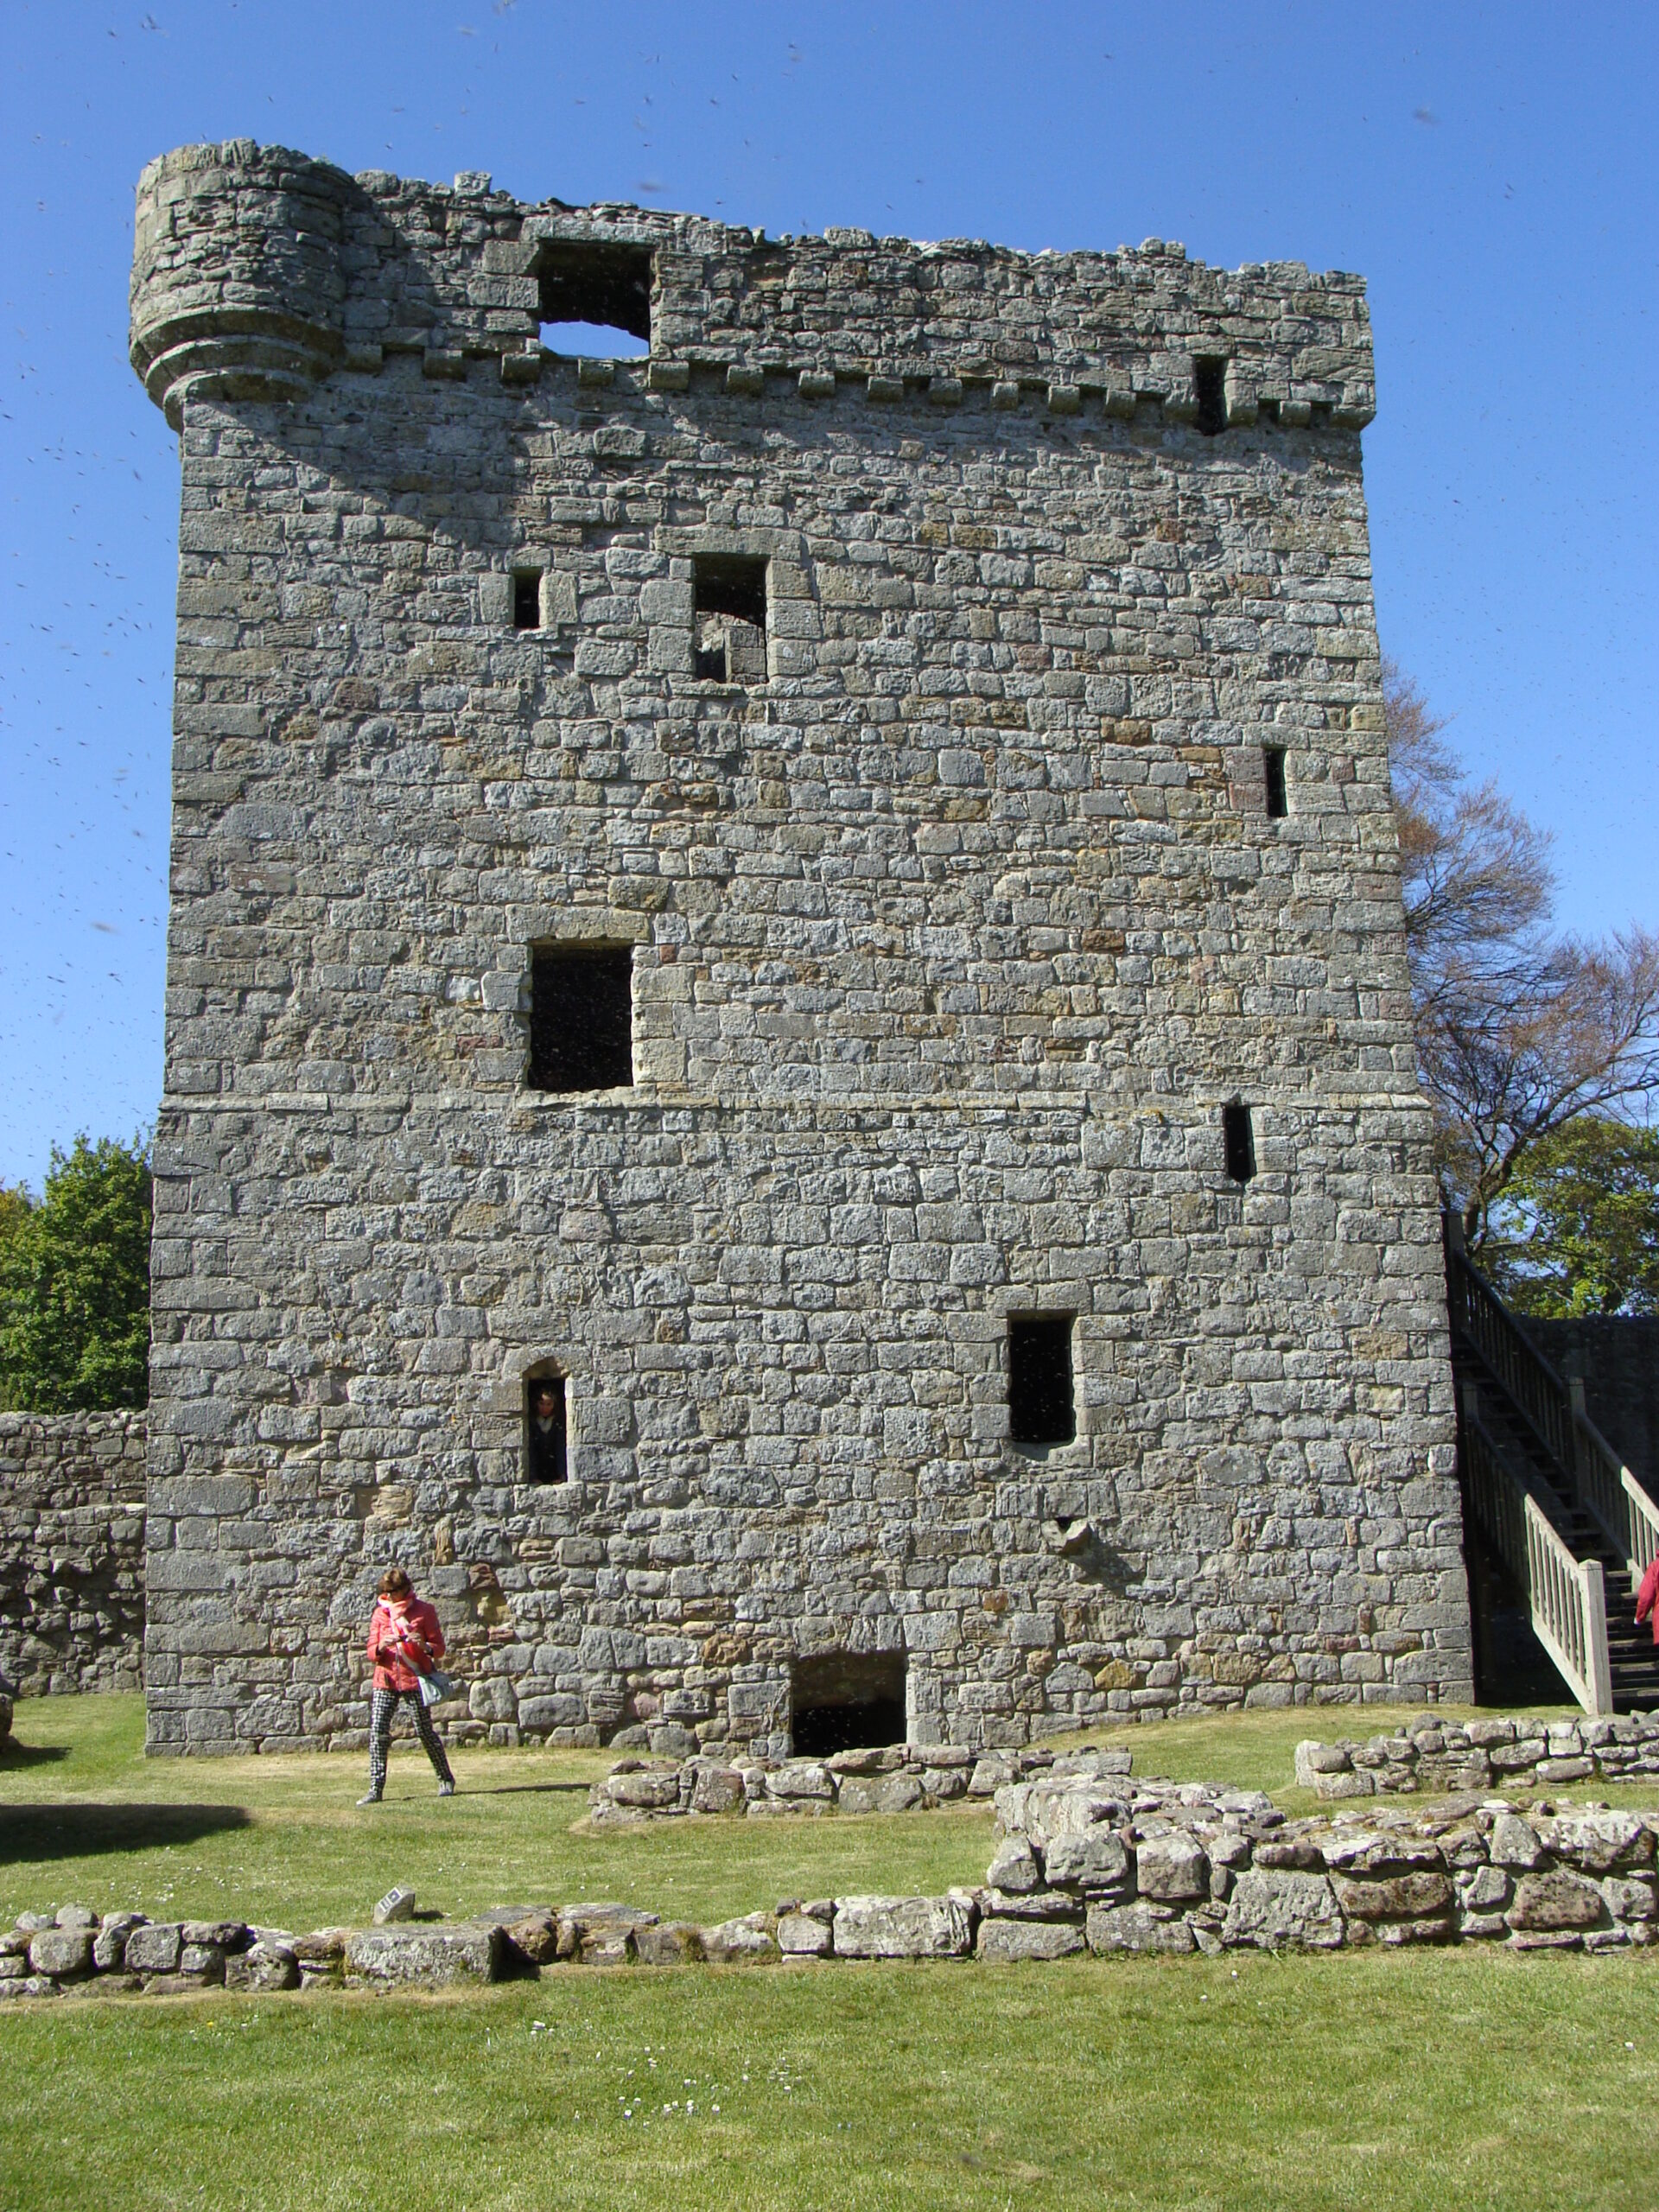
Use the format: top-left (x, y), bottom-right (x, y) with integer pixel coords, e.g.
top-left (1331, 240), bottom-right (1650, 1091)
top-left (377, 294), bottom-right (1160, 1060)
top-left (132, 140), bottom-right (1376, 431)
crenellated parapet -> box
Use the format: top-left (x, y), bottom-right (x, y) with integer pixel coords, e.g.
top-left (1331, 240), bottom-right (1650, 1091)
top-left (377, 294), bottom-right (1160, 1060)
top-left (131, 140), bottom-right (1376, 429)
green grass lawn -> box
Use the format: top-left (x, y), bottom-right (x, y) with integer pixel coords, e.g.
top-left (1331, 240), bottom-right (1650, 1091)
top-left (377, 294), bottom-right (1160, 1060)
top-left (4, 1696), bottom-right (1659, 2209)
top-left (3, 1950), bottom-right (1657, 2211)
top-left (0, 1695), bottom-right (991, 1929)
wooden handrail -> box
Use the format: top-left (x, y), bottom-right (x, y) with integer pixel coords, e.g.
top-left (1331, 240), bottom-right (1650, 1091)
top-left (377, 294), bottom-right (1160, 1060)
top-left (1446, 1229), bottom-right (1659, 1592)
top-left (1458, 1386), bottom-right (1613, 1718)
top-left (1626, 1469), bottom-right (1659, 1585)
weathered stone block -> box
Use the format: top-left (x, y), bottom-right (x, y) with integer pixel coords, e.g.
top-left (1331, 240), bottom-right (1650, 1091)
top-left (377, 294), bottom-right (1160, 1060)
top-left (831, 1894), bottom-right (976, 1959)
top-left (777, 1913), bottom-right (833, 1957)
top-left (28, 1929), bottom-right (94, 1980)
top-left (225, 1942), bottom-right (300, 1991)
top-left (346, 1925), bottom-right (504, 1986)
top-left (1221, 1870), bottom-right (1344, 1950)
top-left (978, 1918), bottom-right (1085, 1962)
top-left (1045, 1830), bottom-right (1133, 1894)
top-left (1086, 1903), bottom-right (1196, 1955)
top-left (634, 1923), bottom-right (706, 1967)
top-left (1507, 1872), bottom-right (1606, 1934)
top-left (1135, 1834), bottom-right (1210, 1902)
top-left (1331, 1872), bottom-right (1453, 1921)
top-left (701, 1915), bottom-right (779, 1963)
top-left (123, 1923), bottom-right (183, 1975)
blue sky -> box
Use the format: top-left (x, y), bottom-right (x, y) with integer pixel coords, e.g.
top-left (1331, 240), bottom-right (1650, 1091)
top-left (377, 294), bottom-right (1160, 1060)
top-left (3, 0), bottom-right (1655, 1189)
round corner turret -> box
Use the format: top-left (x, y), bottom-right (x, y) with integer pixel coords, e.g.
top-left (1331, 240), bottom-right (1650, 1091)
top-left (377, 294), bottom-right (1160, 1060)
top-left (130, 141), bottom-right (353, 429)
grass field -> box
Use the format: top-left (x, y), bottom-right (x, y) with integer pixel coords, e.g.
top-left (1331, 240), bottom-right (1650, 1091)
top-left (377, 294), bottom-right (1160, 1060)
top-left (4, 1695), bottom-right (1657, 2211)
top-left (3, 1949), bottom-right (1657, 2210)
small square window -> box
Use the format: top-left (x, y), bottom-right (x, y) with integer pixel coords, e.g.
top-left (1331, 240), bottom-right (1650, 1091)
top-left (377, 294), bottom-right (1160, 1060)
top-left (1008, 1317), bottom-right (1075, 1447)
top-left (693, 554), bottom-right (768, 684)
top-left (525, 1373), bottom-right (568, 1484)
top-left (513, 571), bottom-right (542, 632)
top-left (528, 946), bottom-right (633, 1092)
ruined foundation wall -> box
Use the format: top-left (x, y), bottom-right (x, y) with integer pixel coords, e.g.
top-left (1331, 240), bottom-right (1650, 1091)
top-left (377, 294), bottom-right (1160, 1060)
top-left (133, 143), bottom-right (1471, 1755)
top-left (0, 1413), bottom-right (147, 1696)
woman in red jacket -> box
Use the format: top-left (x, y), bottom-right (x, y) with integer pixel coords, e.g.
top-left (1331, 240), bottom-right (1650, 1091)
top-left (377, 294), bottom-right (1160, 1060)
top-left (359, 1567), bottom-right (457, 1803)
top-left (1637, 1554), bottom-right (1659, 1647)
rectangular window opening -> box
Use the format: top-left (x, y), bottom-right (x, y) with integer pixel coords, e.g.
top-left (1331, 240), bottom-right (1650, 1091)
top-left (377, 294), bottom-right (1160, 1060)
top-left (524, 1372), bottom-right (568, 1484)
top-left (1008, 1317), bottom-right (1076, 1448)
top-left (1263, 744), bottom-right (1288, 819)
top-left (536, 240), bottom-right (654, 352)
top-left (1194, 355), bottom-right (1228, 436)
top-left (693, 553), bottom-right (768, 685)
top-left (1223, 1099), bottom-right (1257, 1184)
top-left (791, 1654), bottom-right (907, 1757)
top-left (528, 945), bottom-right (634, 1093)
top-left (512, 570), bottom-right (542, 632)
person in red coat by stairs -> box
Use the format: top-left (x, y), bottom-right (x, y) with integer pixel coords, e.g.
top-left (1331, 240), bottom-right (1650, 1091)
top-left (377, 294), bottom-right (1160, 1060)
top-left (359, 1566), bottom-right (457, 1803)
top-left (1637, 1554), bottom-right (1659, 1648)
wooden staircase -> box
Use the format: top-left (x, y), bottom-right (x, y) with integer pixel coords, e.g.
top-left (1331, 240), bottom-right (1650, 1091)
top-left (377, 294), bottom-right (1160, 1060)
top-left (1446, 1219), bottom-right (1659, 1714)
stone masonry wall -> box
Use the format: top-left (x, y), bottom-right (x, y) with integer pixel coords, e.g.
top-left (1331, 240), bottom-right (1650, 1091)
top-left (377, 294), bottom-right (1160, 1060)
top-left (132, 142), bottom-right (1471, 1756)
top-left (0, 1413), bottom-right (146, 1695)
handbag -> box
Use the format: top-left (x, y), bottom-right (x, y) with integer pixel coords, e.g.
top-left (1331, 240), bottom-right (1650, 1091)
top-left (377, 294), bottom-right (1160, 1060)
top-left (416, 1667), bottom-right (457, 1707)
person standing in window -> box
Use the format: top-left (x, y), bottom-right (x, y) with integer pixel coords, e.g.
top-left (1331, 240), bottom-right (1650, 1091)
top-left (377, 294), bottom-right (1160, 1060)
top-left (528, 1378), bottom-right (566, 1483)
top-left (359, 1567), bottom-right (456, 1803)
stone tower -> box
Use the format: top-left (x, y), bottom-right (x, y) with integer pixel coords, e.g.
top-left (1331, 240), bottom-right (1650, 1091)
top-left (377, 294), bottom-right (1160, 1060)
top-left (130, 140), bottom-right (1472, 1755)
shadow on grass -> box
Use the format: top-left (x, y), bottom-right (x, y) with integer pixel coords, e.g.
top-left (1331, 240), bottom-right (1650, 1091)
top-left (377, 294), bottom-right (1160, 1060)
top-left (463, 1781), bottom-right (591, 1799)
top-left (0, 1802), bottom-right (251, 1862)
top-left (0, 1743), bottom-right (70, 1770)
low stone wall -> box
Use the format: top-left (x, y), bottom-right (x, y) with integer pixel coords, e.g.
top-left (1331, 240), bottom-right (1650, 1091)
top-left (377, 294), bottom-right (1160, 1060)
top-left (588, 1741), bottom-right (1132, 1822)
top-left (0, 1412), bottom-right (146, 1695)
top-left (1294, 1709), bottom-right (1659, 1799)
top-left (978, 1773), bottom-right (1656, 1955)
top-left (10, 1778), bottom-right (1653, 2000)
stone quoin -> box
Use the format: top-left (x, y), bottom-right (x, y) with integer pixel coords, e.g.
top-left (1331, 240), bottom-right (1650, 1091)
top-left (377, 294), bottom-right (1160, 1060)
top-left (130, 140), bottom-right (1472, 1757)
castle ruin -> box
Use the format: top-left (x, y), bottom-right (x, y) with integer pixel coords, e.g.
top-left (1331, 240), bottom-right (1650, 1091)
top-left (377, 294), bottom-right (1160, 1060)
top-left (130, 140), bottom-right (1473, 1755)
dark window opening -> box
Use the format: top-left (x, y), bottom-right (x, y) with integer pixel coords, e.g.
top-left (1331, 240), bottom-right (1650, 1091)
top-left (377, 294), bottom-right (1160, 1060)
top-left (693, 554), bottom-right (768, 684)
top-left (512, 571), bottom-right (542, 631)
top-left (524, 1371), bottom-right (568, 1484)
top-left (536, 240), bottom-right (654, 353)
top-left (528, 945), bottom-right (633, 1093)
top-left (1194, 356), bottom-right (1228, 436)
top-left (1263, 744), bottom-right (1288, 818)
top-left (1008, 1317), bottom-right (1075, 1447)
top-left (791, 1654), bottom-right (907, 1756)
top-left (1223, 1099), bottom-right (1257, 1184)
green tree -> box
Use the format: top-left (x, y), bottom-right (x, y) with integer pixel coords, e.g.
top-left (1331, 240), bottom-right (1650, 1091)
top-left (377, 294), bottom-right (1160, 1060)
top-left (0, 1136), bottom-right (152, 1411)
top-left (1485, 1117), bottom-right (1659, 1317)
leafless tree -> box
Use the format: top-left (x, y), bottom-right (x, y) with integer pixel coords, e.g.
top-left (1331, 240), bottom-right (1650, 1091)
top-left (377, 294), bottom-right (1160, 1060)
top-left (1384, 661), bottom-right (1659, 1249)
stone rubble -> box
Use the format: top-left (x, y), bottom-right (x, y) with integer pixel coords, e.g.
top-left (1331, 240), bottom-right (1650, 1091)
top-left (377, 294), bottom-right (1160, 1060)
top-left (979, 1773), bottom-right (1658, 1955)
top-left (1294, 1708), bottom-right (1659, 1800)
top-left (9, 1772), bottom-right (1653, 2001)
top-left (586, 1740), bottom-right (1132, 1823)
